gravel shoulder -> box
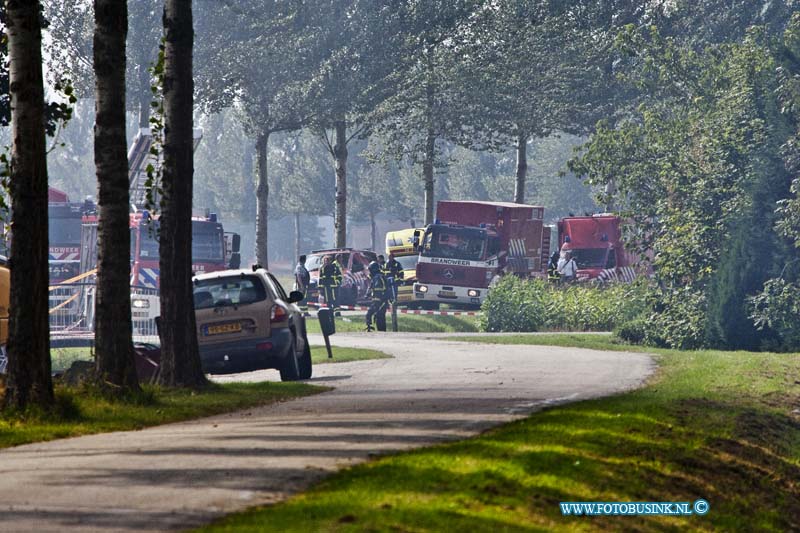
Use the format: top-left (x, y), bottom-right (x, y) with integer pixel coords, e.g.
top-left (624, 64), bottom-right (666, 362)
top-left (0, 333), bottom-right (655, 532)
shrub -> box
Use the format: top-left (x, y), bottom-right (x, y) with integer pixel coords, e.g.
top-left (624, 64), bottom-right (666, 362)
top-left (614, 318), bottom-right (648, 344)
top-left (749, 278), bottom-right (800, 351)
top-left (480, 277), bottom-right (650, 333)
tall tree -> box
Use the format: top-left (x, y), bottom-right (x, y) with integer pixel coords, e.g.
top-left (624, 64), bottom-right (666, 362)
top-left (3, 0), bottom-right (53, 409)
top-left (195, 0), bottom-right (316, 267)
top-left (158, 0), bottom-right (206, 387)
top-left (93, 0), bottom-right (139, 392)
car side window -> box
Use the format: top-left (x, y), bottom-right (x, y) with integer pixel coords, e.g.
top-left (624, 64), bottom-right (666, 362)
top-left (351, 259), bottom-right (364, 273)
top-left (267, 273), bottom-right (288, 300)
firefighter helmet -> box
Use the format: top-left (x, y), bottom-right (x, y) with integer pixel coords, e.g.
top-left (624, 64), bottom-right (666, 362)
top-left (368, 261), bottom-right (381, 275)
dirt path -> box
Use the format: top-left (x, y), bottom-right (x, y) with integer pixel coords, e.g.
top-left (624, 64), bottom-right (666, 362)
top-left (0, 333), bottom-right (655, 532)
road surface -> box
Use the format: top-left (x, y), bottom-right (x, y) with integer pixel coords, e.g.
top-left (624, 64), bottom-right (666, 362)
top-left (0, 333), bottom-right (655, 532)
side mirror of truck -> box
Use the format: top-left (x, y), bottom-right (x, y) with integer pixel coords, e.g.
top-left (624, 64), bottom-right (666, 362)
top-left (412, 230), bottom-right (421, 251)
top-left (228, 252), bottom-right (241, 269)
top-left (231, 233), bottom-right (241, 254)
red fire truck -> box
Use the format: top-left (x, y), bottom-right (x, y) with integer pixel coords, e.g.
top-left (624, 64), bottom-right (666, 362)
top-left (557, 214), bottom-right (640, 282)
top-left (126, 211), bottom-right (241, 332)
top-left (48, 187), bottom-right (95, 284)
top-left (413, 201), bottom-right (548, 307)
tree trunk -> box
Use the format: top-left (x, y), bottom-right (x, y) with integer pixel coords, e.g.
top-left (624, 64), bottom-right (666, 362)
top-left (423, 58), bottom-right (436, 226)
top-left (255, 131), bottom-right (270, 267)
top-left (294, 212), bottom-right (301, 261)
top-left (158, 0), bottom-right (206, 388)
top-left (93, 0), bottom-right (139, 392)
top-left (514, 132), bottom-right (528, 204)
top-left (4, 0), bottom-right (54, 410)
top-left (370, 212), bottom-right (377, 252)
top-left (423, 128), bottom-right (435, 225)
top-left (333, 119), bottom-right (348, 248)
top-left (137, 62), bottom-right (150, 128)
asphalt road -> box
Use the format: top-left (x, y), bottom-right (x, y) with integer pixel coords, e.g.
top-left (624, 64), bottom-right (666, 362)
top-left (0, 333), bottom-right (655, 532)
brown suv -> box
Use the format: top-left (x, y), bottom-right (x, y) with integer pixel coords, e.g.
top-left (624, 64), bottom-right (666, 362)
top-left (192, 267), bottom-right (312, 380)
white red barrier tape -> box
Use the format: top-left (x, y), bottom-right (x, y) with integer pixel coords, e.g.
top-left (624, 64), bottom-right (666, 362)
top-left (306, 302), bottom-right (480, 316)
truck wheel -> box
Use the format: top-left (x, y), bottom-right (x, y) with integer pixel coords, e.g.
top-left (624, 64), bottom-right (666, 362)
top-left (279, 336), bottom-right (300, 381)
top-left (298, 336), bottom-right (313, 380)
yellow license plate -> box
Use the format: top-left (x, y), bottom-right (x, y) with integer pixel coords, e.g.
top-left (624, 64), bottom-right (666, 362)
top-left (205, 323), bottom-right (242, 336)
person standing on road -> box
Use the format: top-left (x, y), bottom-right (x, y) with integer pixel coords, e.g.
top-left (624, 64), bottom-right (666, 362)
top-left (293, 255), bottom-right (310, 314)
top-left (319, 255), bottom-right (339, 312)
top-left (384, 252), bottom-right (404, 302)
top-left (365, 261), bottom-right (389, 332)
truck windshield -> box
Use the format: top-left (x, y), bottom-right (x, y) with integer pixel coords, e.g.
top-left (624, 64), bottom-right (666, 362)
top-left (421, 227), bottom-right (486, 261)
top-left (192, 221), bottom-right (224, 262)
top-left (571, 248), bottom-right (609, 269)
top-left (49, 217), bottom-right (81, 245)
top-left (134, 221), bottom-right (225, 262)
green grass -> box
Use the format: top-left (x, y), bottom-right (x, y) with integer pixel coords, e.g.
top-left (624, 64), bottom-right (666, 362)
top-left (305, 313), bottom-right (480, 334)
top-left (50, 346), bottom-right (388, 372)
top-left (310, 346), bottom-right (391, 364)
top-left (199, 334), bottom-right (800, 532)
top-left (0, 381), bottom-right (324, 450)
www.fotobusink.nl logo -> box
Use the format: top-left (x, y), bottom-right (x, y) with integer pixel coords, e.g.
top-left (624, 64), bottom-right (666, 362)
top-left (560, 500), bottom-right (709, 516)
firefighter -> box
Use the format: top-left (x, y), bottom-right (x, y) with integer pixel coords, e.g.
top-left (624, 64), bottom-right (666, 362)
top-left (547, 251), bottom-right (561, 283)
top-left (319, 255), bottom-right (340, 312)
top-left (384, 252), bottom-right (404, 302)
top-left (332, 253), bottom-right (345, 315)
top-left (365, 261), bottom-right (389, 332)
top-left (293, 254), bottom-right (310, 314)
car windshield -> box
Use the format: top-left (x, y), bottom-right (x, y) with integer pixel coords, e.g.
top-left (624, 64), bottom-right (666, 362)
top-left (193, 275), bottom-right (267, 309)
top-left (395, 255), bottom-right (419, 270)
top-left (421, 227), bottom-right (486, 261)
top-left (306, 252), bottom-right (353, 271)
top-left (570, 248), bottom-right (609, 269)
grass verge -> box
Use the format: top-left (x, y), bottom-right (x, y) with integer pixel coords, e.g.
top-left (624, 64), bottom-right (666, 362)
top-left (310, 346), bottom-right (390, 364)
top-left (50, 346), bottom-right (389, 373)
top-left (200, 334), bottom-right (800, 532)
top-left (0, 381), bottom-right (324, 450)
top-left (305, 313), bottom-right (480, 334)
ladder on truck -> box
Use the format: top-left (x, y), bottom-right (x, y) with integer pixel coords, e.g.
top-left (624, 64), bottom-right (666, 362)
top-left (128, 128), bottom-right (204, 209)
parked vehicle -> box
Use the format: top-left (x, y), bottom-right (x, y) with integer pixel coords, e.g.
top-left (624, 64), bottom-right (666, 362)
top-left (305, 248), bottom-right (377, 306)
top-left (557, 214), bottom-right (640, 282)
top-left (192, 267), bottom-right (311, 380)
top-left (48, 187), bottom-right (95, 284)
top-left (413, 201), bottom-right (547, 307)
top-left (385, 228), bottom-right (425, 304)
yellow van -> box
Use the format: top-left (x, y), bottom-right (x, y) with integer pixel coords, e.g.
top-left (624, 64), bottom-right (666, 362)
top-left (385, 228), bottom-right (425, 304)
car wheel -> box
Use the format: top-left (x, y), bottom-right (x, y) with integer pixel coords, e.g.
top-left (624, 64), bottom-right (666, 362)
top-left (279, 335), bottom-right (300, 381)
top-left (298, 335), bottom-right (312, 380)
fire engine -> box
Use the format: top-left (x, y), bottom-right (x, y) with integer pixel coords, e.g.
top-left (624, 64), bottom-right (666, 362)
top-left (557, 214), bottom-right (641, 282)
top-left (413, 201), bottom-right (548, 308)
top-left (48, 187), bottom-right (95, 284)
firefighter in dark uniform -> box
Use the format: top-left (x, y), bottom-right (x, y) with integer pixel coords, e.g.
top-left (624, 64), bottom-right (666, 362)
top-left (319, 255), bottom-right (340, 312)
top-left (365, 261), bottom-right (390, 331)
top-left (384, 252), bottom-right (404, 302)
top-left (333, 253), bottom-right (345, 315)
top-left (547, 251), bottom-right (561, 283)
